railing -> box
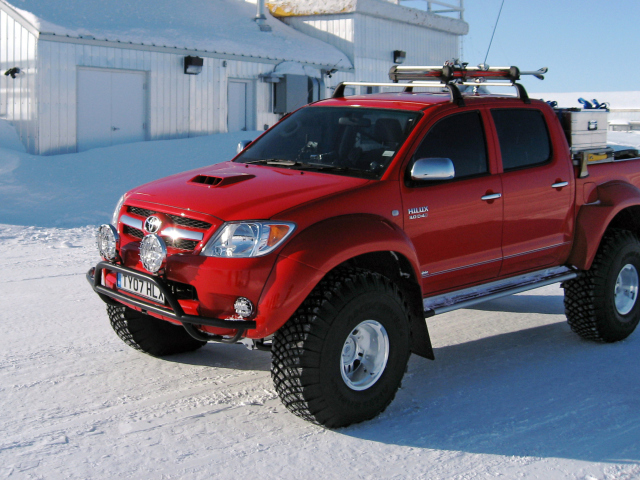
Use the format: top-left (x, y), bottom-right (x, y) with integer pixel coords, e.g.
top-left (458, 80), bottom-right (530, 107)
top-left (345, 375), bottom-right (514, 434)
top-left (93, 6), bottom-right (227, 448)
top-left (396, 0), bottom-right (464, 20)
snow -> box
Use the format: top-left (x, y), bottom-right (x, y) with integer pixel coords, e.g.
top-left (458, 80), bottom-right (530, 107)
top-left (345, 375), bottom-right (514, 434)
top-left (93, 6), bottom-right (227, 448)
top-left (0, 119), bottom-right (26, 153)
top-left (0, 0), bottom-right (352, 69)
top-left (2, 127), bottom-right (640, 478)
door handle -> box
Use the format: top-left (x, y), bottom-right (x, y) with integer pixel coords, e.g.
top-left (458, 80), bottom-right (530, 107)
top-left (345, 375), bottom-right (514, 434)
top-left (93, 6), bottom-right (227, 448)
top-left (481, 193), bottom-right (502, 201)
top-left (552, 181), bottom-right (569, 188)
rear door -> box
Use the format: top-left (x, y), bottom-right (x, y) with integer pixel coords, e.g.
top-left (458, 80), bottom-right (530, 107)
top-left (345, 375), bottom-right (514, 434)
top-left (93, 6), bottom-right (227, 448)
top-left (490, 106), bottom-right (574, 276)
top-left (402, 109), bottom-right (503, 295)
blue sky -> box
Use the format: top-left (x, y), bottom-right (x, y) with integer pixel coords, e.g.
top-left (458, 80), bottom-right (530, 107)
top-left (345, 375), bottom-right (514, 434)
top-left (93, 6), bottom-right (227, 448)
top-left (462, 0), bottom-right (640, 92)
top-left (415, 0), bottom-right (638, 93)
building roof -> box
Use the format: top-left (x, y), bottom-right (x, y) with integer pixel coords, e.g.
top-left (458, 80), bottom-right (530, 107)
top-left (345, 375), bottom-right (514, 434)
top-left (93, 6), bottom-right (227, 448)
top-left (0, 0), bottom-right (352, 69)
top-left (266, 0), bottom-right (468, 35)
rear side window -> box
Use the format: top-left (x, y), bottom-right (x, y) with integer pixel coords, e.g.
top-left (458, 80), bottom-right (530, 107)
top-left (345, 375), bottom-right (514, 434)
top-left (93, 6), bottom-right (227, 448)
top-left (491, 109), bottom-right (552, 171)
top-left (413, 111), bottom-right (488, 179)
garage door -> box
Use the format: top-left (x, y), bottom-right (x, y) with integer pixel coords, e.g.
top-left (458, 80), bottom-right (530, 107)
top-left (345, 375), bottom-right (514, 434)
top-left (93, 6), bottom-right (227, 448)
top-left (77, 69), bottom-right (146, 152)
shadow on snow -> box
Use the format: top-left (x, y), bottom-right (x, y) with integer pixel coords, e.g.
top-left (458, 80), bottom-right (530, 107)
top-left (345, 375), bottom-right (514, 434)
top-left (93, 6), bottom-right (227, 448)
top-left (167, 293), bottom-right (640, 463)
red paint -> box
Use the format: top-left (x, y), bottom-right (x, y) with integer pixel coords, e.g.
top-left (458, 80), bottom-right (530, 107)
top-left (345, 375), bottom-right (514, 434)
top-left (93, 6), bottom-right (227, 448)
top-left (91, 91), bottom-right (640, 340)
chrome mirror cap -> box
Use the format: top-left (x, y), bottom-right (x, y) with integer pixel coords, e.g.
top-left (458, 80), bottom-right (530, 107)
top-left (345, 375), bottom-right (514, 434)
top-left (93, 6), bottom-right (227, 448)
top-left (410, 157), bottom-right (455, 182)
top-left (237, 140), bottom-right (252, 154)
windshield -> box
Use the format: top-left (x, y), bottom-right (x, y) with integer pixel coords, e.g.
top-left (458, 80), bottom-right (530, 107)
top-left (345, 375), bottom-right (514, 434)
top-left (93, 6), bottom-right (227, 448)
top-left (235, 106), bottom-right (421, 179)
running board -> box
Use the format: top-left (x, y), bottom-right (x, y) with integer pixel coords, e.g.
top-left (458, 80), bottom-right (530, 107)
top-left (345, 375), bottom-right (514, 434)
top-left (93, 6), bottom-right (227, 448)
top-left (424, 266), bottom-right (579, 316)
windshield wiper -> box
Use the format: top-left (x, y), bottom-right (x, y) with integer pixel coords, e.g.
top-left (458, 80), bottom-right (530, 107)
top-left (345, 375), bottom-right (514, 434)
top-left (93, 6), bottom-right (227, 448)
top-left (243, 159), bottom-right (297, 166)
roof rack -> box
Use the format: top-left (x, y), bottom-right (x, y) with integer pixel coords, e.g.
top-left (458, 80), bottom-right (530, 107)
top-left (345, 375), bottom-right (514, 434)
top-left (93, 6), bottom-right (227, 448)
top-left (332, 64), bottom-right (548, 107)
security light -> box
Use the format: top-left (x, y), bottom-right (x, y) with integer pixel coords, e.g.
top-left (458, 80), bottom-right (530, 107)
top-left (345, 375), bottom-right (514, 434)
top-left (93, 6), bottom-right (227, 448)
top-left (393, 50), bottom-right (406, 64)
top-left (184, 56), bottom-right (203, 75)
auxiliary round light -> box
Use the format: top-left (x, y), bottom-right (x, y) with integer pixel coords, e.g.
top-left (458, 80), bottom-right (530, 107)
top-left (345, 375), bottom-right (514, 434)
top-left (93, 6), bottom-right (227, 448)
top-left (97, 224), bottom-right (119, 261)
top-left (139, 234), bottom-right (167, 274)
top-left (234, 297), bottom-right (254, 318)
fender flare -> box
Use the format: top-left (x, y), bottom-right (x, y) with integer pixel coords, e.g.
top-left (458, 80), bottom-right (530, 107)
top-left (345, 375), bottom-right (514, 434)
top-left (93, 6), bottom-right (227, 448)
top-left (254, 215), bottom-right (434, 358)
top-left (568, 181), bottom-right (640, 270)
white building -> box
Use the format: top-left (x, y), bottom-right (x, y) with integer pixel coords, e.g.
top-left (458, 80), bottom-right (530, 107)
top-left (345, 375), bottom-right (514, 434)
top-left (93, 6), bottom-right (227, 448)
top-left (1, 0), bottom-right (467, 155)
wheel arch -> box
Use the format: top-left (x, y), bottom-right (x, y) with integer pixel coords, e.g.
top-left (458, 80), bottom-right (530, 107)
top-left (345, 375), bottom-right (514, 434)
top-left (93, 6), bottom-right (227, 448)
top-left (255, 215), bottom-right (434, 358)
top-left (568, 182), bottom-right (640, 270)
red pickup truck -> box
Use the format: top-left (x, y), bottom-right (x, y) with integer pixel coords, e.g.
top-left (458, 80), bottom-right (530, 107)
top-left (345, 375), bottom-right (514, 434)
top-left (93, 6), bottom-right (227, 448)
top-left (89, 65), bottom-right (640, 428)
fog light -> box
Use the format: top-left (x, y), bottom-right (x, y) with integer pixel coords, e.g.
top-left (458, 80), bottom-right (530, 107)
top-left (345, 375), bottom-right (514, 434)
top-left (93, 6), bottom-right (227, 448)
top-left (97, 224), bottom-right (119, 261)
top-left (140, 234), bottom-right (167, 274)
top-left (234, 297), bottom-right (254, 318)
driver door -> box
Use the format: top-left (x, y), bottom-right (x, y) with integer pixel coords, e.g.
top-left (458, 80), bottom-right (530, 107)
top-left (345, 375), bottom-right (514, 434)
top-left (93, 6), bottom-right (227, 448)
top-left (402, 110), bottom-right (503, 295)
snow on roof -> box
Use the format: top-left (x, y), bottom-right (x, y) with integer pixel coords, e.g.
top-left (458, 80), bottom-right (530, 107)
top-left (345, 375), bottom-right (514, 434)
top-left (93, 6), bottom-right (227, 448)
top-left (531, 91), bottom-right (640, 110)
top-left (266, 0), bottom-right (468, 35)
top-left (0, 0), bottom-right (352, 69)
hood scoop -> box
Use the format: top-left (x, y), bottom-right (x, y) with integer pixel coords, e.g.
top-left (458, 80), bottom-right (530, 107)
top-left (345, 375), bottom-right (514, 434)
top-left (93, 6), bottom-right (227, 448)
top-left (189, 173), bottom-right (255, 187)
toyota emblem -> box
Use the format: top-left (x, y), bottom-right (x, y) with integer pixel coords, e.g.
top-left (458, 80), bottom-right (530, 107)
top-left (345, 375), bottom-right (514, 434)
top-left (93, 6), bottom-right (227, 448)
top-left (144, 216), bottom-right (162, 234)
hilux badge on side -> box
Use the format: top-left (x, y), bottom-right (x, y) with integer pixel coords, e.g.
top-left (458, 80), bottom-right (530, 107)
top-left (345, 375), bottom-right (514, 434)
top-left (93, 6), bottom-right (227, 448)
top-left (408, 206), bottom-right (429, 220)
top-left (144, 216), bottom-right (162, 233)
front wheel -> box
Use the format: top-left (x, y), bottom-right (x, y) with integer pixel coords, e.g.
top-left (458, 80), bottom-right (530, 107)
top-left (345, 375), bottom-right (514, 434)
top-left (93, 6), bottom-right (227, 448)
top-left (564, 229), bottom-right (640, 342)
top-left (107, 304), bottom-right (206, 356)
top-left (271, 268), bottom-right (411, 428)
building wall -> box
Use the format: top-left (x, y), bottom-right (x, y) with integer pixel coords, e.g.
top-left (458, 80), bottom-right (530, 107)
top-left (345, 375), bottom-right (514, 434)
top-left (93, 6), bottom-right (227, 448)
top-left (284, 10), bottom-right (460, 97)
top-left (282, 15), bottom-right (355, 64)
top-left (354, 12), bottom-right (459, 83)
top-left (36, 40), bottom-right (283, 155)
top-left (0, 8), bottom-right (38, 153)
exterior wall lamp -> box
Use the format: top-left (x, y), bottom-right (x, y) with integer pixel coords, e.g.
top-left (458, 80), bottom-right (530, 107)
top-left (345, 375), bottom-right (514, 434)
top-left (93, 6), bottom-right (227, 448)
top-left (393, 50), bottom-right (406, 64)
top-left (184, 56), bottom-right (204, 75)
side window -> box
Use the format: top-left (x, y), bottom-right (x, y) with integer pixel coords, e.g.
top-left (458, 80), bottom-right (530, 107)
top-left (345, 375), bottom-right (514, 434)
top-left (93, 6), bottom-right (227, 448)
top-left (413, 111), bottom-right (488, 180)
top-left (491, 109), bottom-right (552, 171)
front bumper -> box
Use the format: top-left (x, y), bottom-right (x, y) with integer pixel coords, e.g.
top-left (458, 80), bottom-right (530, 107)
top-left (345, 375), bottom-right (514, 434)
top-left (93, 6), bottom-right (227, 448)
top-left (87, 261), bottom-right (256, 330)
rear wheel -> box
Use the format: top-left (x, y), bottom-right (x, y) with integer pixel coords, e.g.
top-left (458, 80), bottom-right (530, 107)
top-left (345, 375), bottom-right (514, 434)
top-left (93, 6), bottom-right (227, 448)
top-left (564, 229), bottom-right (640, 342)
top-left (107, 304), bottom-right (206, 356)
top-left (271, 268), bottom-right (411, 428)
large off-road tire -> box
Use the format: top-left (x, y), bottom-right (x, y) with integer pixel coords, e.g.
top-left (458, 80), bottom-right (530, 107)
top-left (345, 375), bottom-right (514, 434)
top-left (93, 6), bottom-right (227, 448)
top-left (107, 304), bottom-right (206, 356)
top-left (271, 268), bottom-right (411, 428)
top-left (564, 229), bottom-right (640, 342)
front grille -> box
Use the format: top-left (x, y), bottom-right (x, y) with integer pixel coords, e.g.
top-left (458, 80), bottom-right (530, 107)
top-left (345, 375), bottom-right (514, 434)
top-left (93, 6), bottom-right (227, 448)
top-left (124, 205), bottom-right (210, 252)
top-left (124, 225), bottom-right (144, 239)
top-left (167, 214), bottom-right (212, 230)
top-left (128, 206), bottom-right (154, 217)
top-left (127, 206), bottom-right (212, 230)
top-left (163, 237), bottom-right (199, 251)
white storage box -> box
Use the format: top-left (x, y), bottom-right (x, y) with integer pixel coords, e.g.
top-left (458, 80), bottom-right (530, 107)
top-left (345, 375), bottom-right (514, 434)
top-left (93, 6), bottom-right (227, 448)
top-left (556, 109), bottom-right (609, 152)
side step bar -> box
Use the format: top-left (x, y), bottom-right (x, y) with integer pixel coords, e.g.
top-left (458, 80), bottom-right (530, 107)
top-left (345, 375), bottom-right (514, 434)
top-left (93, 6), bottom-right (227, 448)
top-left (424, 266), bottom-right (579, 316)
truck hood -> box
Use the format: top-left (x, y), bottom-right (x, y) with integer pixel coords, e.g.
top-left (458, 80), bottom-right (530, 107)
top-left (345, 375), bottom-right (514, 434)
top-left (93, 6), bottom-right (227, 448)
top-left (127, 161), bottom-right (371, 221)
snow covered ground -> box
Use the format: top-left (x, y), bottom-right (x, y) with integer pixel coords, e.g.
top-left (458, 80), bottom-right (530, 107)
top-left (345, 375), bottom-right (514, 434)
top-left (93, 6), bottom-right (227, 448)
top-left (2, 128), bottom-right (640, 479)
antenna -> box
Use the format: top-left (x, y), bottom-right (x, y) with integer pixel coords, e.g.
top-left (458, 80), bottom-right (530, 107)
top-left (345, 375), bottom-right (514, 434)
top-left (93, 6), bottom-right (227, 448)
top-left (484, 0), bottom-right (506, 66)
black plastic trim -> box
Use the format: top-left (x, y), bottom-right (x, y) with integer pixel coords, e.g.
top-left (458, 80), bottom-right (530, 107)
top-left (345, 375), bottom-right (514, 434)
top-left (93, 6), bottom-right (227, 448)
top-left (87, 262), bottom-right (257, 330)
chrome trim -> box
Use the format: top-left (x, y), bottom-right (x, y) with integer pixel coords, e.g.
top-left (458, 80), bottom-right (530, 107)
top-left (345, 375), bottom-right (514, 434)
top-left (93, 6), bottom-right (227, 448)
top-left (552, 181), bottom-right (569, 188)
top-left (481, 193), bottom-right (502, 201)
top-left (120, 215), bottom-right (143, 230)
top-left (424, 266), bottom-right (578, 314)
top-left (503, 242), bottom-right (571, 261)
top-left (160, 227), bottom-right (204, 242)
top-left (426, 257), bottom-right (502, 277)
top-left (411, 157), bottom-right (455, 182)
top-left (425, 242), bottom-right (572, 278)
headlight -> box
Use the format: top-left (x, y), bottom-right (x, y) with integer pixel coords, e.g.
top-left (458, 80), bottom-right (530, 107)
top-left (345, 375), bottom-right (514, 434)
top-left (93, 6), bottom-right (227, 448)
top-left (112, 195), bottom-right (125, 225)
top-left (140, 234), bottom-right (167, 273)
top-left (97, 224), bottom-right (119, 261)
top-left (201, 221), bottom-right (295, 258)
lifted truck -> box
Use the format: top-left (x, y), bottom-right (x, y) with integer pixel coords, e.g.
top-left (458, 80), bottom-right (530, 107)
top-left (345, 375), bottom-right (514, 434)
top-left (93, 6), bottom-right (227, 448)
top-left (89, 64), bottom-right (640, 428)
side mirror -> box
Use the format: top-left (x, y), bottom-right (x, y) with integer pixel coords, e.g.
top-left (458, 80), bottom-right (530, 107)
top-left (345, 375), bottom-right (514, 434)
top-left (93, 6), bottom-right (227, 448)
top-left (237, 140), bottom-right (252, 154)
top-left (410, 157), bottom-right (455, 182)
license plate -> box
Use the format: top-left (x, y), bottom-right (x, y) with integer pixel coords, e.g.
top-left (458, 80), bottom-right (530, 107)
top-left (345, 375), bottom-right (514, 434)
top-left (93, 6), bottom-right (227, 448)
top-left (117, 273), bottom-right (165, 303)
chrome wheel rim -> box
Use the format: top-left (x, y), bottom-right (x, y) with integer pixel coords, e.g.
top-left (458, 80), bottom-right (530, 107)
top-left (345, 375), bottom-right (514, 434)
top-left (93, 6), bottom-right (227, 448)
top-left (614, 264), bottom-right (639, 316)
top-left (340, 320), bottom-right (390, 391)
